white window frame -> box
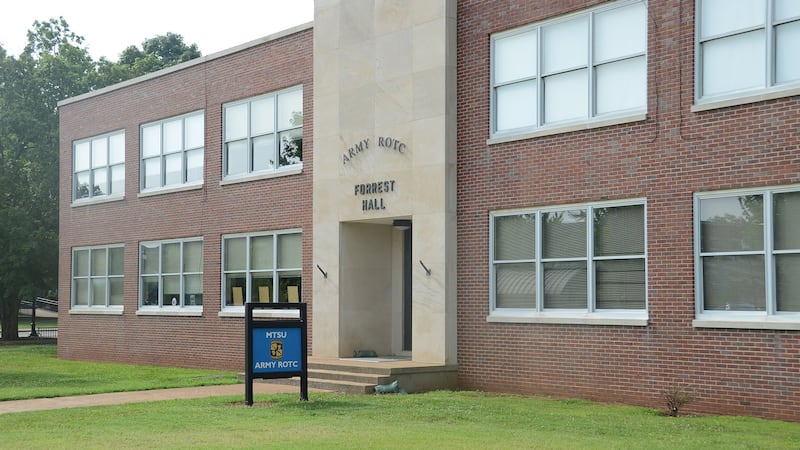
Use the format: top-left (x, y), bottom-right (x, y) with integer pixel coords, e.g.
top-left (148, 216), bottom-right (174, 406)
top-left (694, 186), bottom-right (800, 330)
top-left (72, 130), bottom-right (125, 204)
top-left (693, 0), bottom-right (800, 111)
top-left (70, 244), bottom-right (124, 315)
top-left (489, 0), bottom-right (648, 142)
top-left (137, 237), bottom-right (203, 316)
top-left (222, 86), bottom-right (303, 183)
top-left (139, 111), bottom-right (204, 194)
top-left (220, 230), bottom-right (302, 318)
top-left (489, 199), bottom-right (648, 326)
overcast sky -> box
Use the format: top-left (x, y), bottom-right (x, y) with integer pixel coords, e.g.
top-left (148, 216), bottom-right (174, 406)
top-left (0, 1), bottom-right (314, 61)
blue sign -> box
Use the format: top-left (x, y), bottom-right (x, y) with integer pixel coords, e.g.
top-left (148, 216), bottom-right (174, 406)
top-left (251, 327), bottom-right (302, 374)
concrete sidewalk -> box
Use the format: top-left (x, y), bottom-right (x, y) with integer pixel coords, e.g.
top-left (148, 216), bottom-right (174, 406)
top-left (0, 383), bottom-right (304, 415)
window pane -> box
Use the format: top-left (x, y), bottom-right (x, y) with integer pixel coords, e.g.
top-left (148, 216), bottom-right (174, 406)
top-left (75, 171), bottom-right (90, 199)
top-left (279, 129), bottom-right (303, 167)
top-left (74, 249), bottom-right (90, 276)
top-left (776, 254), bottom-right (800, 311)
top-left (496, 80), bottom-right (537, 131)
top-left (596, 259), bottom-right (645, 309)
top-left (542, 16), bottom-right (588, 73)
top-left (543, 261), bottom-right (587, 309)
top-left (702, 30), bottom-right (765, 97)
top-left (91, 278), bottom-right (107, 306)
top-left (185, 113), bottom-right (204, 149)
top-left (278, 233), bottom-right (302, 269)
top-left (163, 119), bottom-right (183, 153)
top-left (141, 276), bottom-right (159, 306)
top-left (141, 243), bottom-right (160, 274)
top-left (542, 209), bottom-right (586, 259)
top-left (596, 56), bottom-right (646, 115)
top-left (700, 195), bottom-right (763, 252)
top-left (186, 149), bottom-right (203, 183)
top-left (595, 204), bottom-right (645, 256)
top-left (776, 0), bottom-right (800, 21)
top-left (108, 247), bottom-right (124, 275)
top-left (91, 137), bottom-right (108, 167)
top-left (774, 191), bottom-right (800, 250)
top-left (142, 124), bottom-right (161, 158)
top-left (700, 0), bottom-right (765, 38)
top-left (143, 157), bottom-right (161, 189)
top-left (251, 96), bottom-right (275, 135)
top-left (224, 237), bottom-right (247, 271)
top-left (544, 69), bottom-right (588, 123)
top-left (278, 89), bottom-right (303, 130)
top-left (110, 164), bottom-right (125, 194)
top-left (225, 140), bottom-right (248, 176)
top-left (494, 31), bottom-right (537, 84)
top-left (92, 168), bottom-right (107, 196)
top-left (109, 278), bottom-right (123, 306)
top-left (593, 2), bottom-right (646, 62)
top-left (109, 133), bottom-right (125, 165)
top-left (185, 274), bottom-right (202, 305)
top-left (278, 271), bottom-right (302, 302)
top-left (164, 153), bottom-right (182, 186)
top-left (74, 279), bottom-right (89, 306)
top-left (225, 273), bottom-right (247, 306)
top-left (252, 274), bottom-right (274, 302)
top-left (252, 134), bottom-right (276, 171)
top-left (163, 275), bottom-right (180, 306)
top-left (702, 255), bottom-right (765, 311)
top-left (162, 242), bottom-right (181, 273)
top-left (251, 235), bottom-right (274, 270)
top-left (75, 141), bottom-right (91, 171)
top-left (91, 248), bottom-right (107, 276)
top-left (183, 241), bottom-right (203, 273)
top-left (494, 214), bottom-right (536, 261)
top-left (225, 103), bottom-right (248, 140)
top-left (776, 21), bottom-right (800, 84)
top-left (495, 263), bottom-right (535, 308)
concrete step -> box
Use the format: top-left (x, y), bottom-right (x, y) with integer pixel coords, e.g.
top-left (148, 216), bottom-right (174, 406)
top-left (309, 368), bottom-right (393, 385)
top-left (260, 376), bottom-right (375, 394)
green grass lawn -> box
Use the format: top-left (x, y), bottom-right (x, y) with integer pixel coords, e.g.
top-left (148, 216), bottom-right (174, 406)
top-left (1, 392), bottom-right (799, 449)
top-left (0, 344), bottom-right (238, 400)
top-left (1, 344), bottom-right (799, 449)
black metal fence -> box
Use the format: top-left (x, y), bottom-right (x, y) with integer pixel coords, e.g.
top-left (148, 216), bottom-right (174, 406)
top-left (16, 297), bottom-right (58, 339)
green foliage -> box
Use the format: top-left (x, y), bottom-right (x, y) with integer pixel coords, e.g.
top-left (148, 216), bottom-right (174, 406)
top-left (0, 345), bottom-right (236, 400)
top-left (0, 17), bottom-right (201, 339)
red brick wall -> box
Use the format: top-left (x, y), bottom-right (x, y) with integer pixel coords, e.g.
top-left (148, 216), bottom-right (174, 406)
top-left (457, 0), bottom-right (800, 421)
top-left (58, 28), bottom-right (314, 372)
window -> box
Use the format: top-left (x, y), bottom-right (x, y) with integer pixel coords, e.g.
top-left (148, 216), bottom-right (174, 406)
top-left (73, 131), bottom-right (125, 201)
top-left (491, 1), bottom-right (646, 136)
top-left (695, 187), bottom-right (800, 319)
top-left (72, 245), bottom-right (124, 308)
top-left (491, 201), bottom-right (646, 318)
top-left (141, 111), bottom-right (204, 191)
top-left (223, 87), bottom-right (303, 179)
top-left (139, 238), bottom-right (203, 308)
top-left (697, 0), bottom-right (800, 101)
top-left (222, 231), bottom-right (302, 307)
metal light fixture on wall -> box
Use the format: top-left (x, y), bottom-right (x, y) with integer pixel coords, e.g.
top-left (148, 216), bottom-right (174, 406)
top-left (392, 219), bottom-right (412, 230)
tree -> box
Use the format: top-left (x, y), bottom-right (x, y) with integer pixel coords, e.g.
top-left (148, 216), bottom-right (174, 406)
top-left (0, 18), bottom-right (201, 339)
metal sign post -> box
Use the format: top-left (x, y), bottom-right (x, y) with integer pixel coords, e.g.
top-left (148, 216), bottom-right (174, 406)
top-left (245, 302), bottom-right (308, 405)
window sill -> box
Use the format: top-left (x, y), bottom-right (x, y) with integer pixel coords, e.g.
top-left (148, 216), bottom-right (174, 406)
top-left (220, 165), bottom-right (303, 186)
top-left (487, 112), bottom-right (647, 145)
top-left (71, 194), bottom-right (125, 208)
top-left (136, 308), bottom-right (203, 317)
top-left (693, 316), bottom-right (800, 331)
top-left (138, 182), bottom-right (203, 198)
top-left (219, 308), bottom-right (300, 319)
top-left (487, 311), bottom-right (648, 326)
top-left (692, 84), bottom-right (800, 113)
top-left (70, 307), bottom-right (124, 315)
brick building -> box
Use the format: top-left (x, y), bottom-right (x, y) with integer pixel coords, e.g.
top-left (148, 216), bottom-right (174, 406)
top-left (59, 1), bottom-right (800, 421)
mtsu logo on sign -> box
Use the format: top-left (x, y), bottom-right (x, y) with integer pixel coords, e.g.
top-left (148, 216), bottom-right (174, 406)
top-left (252, 328), bottom-right (302, 373)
